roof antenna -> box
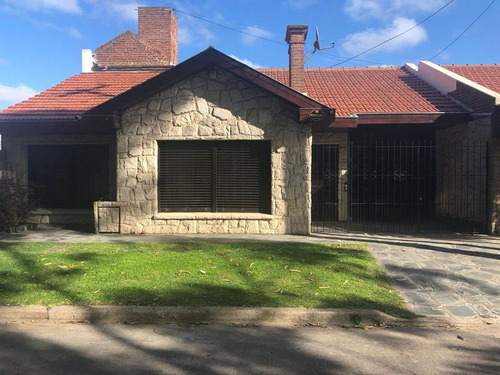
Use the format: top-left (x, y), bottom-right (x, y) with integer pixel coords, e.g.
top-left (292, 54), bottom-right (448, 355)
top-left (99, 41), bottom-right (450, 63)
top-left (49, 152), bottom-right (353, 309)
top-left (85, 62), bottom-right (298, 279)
top-left (305, 26), bottom-right (334, 62)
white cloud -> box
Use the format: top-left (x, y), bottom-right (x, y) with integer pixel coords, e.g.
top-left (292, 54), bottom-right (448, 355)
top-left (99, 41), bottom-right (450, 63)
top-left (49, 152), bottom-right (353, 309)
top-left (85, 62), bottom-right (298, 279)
top-left (81, 0), bottom-right (144, 23)
top-left (108, 1), bottom-right (141, 22)
top-left (38, 21), bottom-right (83, 39)
top-left (344, 0), bottom-right (448, 21)
top-left (66, 26), bottom-right (83, 39)
top-left (172, 1), bottom-right (216, 46)
top-left (241, 26), bottom-right (274, 46)
top-left (341, 17), bottom-right (427, 54)
top-left (0, 83), bottom-right (38, 109)
top-left (178, 26), bottom-right (194, 45)
top-left (284, 0), bottom-right (319, 10)
top-left (2, 0), bottom-right (81, 14)
top-left (229, 54), bottom-right (262, 69)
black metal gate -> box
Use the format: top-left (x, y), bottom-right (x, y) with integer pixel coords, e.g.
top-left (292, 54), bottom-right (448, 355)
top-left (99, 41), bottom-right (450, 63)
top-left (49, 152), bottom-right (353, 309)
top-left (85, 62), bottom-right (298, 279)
top-left (312, 140), bottom-right (488, 234)
top-left (312, 144), bottom-right (339, 222)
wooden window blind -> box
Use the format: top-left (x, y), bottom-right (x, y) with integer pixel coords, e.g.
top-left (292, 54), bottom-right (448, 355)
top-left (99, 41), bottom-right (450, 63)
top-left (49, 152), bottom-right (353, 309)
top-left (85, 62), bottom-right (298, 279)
top-left (158, 141), bottom-right (271, 213)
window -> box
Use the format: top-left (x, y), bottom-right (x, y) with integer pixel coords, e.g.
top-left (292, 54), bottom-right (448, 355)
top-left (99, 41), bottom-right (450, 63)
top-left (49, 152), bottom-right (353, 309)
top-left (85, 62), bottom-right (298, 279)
top-left (158, 141), bottom-right (271, 213)
top-left (28, 145), bottom-right (110, 208)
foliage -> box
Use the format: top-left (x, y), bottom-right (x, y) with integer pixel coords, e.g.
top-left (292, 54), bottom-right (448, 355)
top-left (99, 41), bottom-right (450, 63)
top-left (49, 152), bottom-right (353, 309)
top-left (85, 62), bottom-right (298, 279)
top-left (0, 242), bottom-right (414, 318)
top-left (0, 179), bottom-right (36, 230)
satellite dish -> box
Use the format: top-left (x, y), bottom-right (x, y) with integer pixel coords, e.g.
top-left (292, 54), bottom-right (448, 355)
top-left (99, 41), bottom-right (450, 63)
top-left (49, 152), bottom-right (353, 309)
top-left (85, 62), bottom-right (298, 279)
top-left (306, 26), bottom-right (335, 62)
top-left (314, 26), bottom-right (321, 52)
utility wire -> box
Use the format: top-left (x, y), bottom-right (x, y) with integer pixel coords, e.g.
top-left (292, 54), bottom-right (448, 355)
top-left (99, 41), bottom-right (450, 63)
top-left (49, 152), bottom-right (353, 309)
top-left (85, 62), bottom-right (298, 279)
top-left (173, 8), bottom-right (285, 46)
top-left (174, 8), bottom-right (391, 66)
top-left (329, 0), bottom-right (455, 67)
top-left (429, 0), bottom-right (496, 60)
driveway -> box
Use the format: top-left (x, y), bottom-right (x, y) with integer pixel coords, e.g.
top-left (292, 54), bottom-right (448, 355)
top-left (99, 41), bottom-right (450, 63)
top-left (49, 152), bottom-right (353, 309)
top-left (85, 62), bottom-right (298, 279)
top-left (316, 233), bottom-right (500, 320)
top-left (1, 225), bottom-right (499, 320)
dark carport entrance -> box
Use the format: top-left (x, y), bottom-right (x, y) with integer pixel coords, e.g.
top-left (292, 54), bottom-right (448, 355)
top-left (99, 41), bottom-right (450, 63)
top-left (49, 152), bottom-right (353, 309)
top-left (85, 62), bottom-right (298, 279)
top-left (28, 145), bottom-right (112, 209)
top-left (312, 125), bottom-right (489, 234)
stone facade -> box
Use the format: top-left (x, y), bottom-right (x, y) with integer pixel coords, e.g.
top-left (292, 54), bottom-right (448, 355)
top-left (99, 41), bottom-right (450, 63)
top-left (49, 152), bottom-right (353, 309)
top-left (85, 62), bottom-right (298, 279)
top-left (106, 67), bottom-right (312, 234)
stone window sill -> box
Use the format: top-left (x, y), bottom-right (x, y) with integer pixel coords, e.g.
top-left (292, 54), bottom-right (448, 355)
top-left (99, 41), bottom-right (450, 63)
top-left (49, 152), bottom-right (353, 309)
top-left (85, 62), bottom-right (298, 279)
top-left (153, 212), bottom-right (274, 220)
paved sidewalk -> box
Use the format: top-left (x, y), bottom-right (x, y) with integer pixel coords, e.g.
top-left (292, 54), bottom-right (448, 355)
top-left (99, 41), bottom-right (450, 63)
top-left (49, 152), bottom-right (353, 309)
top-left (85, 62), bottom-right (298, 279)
top-left (1, 225), bottom-right (499, 321)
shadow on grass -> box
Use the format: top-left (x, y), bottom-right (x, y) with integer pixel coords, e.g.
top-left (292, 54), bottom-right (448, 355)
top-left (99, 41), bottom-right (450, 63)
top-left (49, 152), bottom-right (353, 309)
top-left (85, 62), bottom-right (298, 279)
top-left (0, 241), bottom-right (413, 318)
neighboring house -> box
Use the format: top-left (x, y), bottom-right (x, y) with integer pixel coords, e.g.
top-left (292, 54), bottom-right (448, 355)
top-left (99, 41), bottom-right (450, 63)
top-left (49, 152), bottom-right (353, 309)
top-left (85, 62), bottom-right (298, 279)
top-left (0, 6), bottom-right (499, 235)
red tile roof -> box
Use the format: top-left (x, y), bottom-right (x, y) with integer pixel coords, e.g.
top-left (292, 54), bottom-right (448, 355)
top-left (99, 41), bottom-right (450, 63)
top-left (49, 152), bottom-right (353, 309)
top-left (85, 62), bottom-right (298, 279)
top-left (0, 71), bottom-right (161, 121)
top-left (259, 67), bottom-right (465, 117)
top-left (1, 64), bottom-right (467, 121)
top-left (442, 64), bottom-right (500, 95)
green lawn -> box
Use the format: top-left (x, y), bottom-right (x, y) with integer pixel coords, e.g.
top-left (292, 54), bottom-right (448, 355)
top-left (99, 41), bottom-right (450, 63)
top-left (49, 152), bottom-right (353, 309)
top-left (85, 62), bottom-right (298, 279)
top-left (0, 242), bottom-right (413, 317)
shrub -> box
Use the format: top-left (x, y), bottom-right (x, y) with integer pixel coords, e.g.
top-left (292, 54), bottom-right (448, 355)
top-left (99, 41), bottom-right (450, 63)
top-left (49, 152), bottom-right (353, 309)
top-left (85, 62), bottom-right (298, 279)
top-left (0, 179), bottom-right (36, 230)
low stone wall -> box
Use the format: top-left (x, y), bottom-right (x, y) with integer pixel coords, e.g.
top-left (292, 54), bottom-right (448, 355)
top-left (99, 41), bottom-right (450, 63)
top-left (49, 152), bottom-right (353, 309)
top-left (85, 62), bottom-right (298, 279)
top-left (30, 209), bottom-right (94, 225)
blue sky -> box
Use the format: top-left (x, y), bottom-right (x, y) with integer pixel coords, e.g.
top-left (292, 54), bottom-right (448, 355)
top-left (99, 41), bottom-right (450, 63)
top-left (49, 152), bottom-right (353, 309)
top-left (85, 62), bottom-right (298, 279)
top-left (0, 0), bottom-right (498, 109)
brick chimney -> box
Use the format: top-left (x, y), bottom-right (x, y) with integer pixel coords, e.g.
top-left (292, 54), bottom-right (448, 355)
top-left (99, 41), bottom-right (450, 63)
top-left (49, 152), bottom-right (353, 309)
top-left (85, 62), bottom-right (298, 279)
top-left (138, 7), bottom-right (178, 65)
top-left (285, 25), bottom-right (308, 92)
top-left (92, 6), bottom-right (178, 70)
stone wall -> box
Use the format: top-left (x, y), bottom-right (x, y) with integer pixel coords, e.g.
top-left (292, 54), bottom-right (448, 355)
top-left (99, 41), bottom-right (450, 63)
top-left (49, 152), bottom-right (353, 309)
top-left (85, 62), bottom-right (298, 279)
top-left (111, 67), bottom-right (312, 234)
top-left (435, 118), bottom-right (490, 230)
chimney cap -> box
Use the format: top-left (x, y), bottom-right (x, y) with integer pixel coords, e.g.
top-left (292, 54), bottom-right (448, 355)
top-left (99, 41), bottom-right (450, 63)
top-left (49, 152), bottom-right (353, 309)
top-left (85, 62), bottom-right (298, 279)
top-left (285, 25), bottom-right (308, 43)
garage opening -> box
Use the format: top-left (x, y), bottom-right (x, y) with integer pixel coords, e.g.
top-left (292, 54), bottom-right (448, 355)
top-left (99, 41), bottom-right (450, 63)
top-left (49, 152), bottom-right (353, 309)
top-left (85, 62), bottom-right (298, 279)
top-left (28, 145), bottom-right (111, 209)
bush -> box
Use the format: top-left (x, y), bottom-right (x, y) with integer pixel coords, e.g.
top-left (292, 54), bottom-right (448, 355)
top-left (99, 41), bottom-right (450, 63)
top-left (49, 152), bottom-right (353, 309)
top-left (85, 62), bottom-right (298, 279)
top-left (0, 179), bottom-right (36, 230)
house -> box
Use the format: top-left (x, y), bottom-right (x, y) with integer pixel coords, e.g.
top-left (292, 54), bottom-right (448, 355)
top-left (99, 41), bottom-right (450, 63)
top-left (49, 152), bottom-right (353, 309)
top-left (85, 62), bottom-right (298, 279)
top-left (0, 6), bottom-right (499, 235)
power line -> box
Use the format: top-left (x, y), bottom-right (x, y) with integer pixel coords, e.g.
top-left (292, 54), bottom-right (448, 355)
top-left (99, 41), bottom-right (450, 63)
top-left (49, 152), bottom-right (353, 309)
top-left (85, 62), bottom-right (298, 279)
top-left (316, 51), bottom-right (383, 66)
top-left (173, 8), bottom-right (285, 46)
top-left (429, 0), bottom-right (496, 60)
top-left (329, 0), bottom-right (455, 67)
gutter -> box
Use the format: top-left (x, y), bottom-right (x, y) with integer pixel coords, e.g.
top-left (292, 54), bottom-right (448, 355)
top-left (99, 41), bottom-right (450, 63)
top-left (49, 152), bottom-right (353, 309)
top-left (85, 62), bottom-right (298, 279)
top-left (331, 111), bottom-right (473, 128)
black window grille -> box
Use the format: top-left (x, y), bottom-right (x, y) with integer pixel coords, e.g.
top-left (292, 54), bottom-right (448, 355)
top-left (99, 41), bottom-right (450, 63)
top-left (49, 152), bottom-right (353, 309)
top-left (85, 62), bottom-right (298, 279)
top-left (158, 141), bottom-right (271, 213)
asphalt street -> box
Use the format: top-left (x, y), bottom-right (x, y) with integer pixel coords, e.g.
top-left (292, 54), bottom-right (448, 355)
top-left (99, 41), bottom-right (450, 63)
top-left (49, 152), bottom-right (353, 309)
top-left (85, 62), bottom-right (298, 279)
top-left (0, 323), bottom-right (499, 374)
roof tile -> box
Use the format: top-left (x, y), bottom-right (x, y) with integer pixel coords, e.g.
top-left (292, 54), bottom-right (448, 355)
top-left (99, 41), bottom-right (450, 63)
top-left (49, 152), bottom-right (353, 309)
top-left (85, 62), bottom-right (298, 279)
top-left (442, 64), bottom-right (500, 94)
top-left (0, 71), bottom-right (161, 121)
top-left (1, 65), bottom-right (467, 121)
top-left (260, 66), bottom-right (465, 117)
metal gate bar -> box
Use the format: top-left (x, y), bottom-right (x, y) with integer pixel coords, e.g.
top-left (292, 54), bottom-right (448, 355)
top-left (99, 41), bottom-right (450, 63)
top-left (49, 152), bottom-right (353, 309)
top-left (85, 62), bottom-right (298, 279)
top-left (312, 140), bottom-right (488, 234)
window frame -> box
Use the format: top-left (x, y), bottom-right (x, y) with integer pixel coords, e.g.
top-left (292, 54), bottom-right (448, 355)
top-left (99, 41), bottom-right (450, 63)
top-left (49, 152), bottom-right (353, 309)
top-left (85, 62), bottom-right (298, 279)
top-left (157, 140), bottom-right (272, 214)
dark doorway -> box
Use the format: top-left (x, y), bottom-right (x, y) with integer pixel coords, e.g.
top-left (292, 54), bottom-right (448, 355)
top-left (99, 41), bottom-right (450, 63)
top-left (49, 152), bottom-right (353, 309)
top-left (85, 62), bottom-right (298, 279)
top-left (312, 144), bottom-right (339, 221)
top-left (311, 125), bottom-right (488, 234)
top-left (28, 145), bottom-right (110, 208)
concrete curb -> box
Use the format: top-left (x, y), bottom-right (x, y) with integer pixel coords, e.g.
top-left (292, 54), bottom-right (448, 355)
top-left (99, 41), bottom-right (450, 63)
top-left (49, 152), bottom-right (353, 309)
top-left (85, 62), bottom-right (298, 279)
top-left (0, 306), bottom-right (497, 327)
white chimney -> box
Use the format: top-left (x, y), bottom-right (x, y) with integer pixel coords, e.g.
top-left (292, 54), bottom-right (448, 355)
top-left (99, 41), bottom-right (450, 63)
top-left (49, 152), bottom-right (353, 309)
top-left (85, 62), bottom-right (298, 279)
top-left (82, 49), bottom-right (95, 73)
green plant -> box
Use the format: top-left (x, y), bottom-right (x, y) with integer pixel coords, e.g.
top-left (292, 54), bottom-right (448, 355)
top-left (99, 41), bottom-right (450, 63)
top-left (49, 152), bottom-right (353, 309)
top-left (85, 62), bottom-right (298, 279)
top-left (0, 179), bottom-right (36, 230)
top-left (349, 313), bottom-right (362, 326)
